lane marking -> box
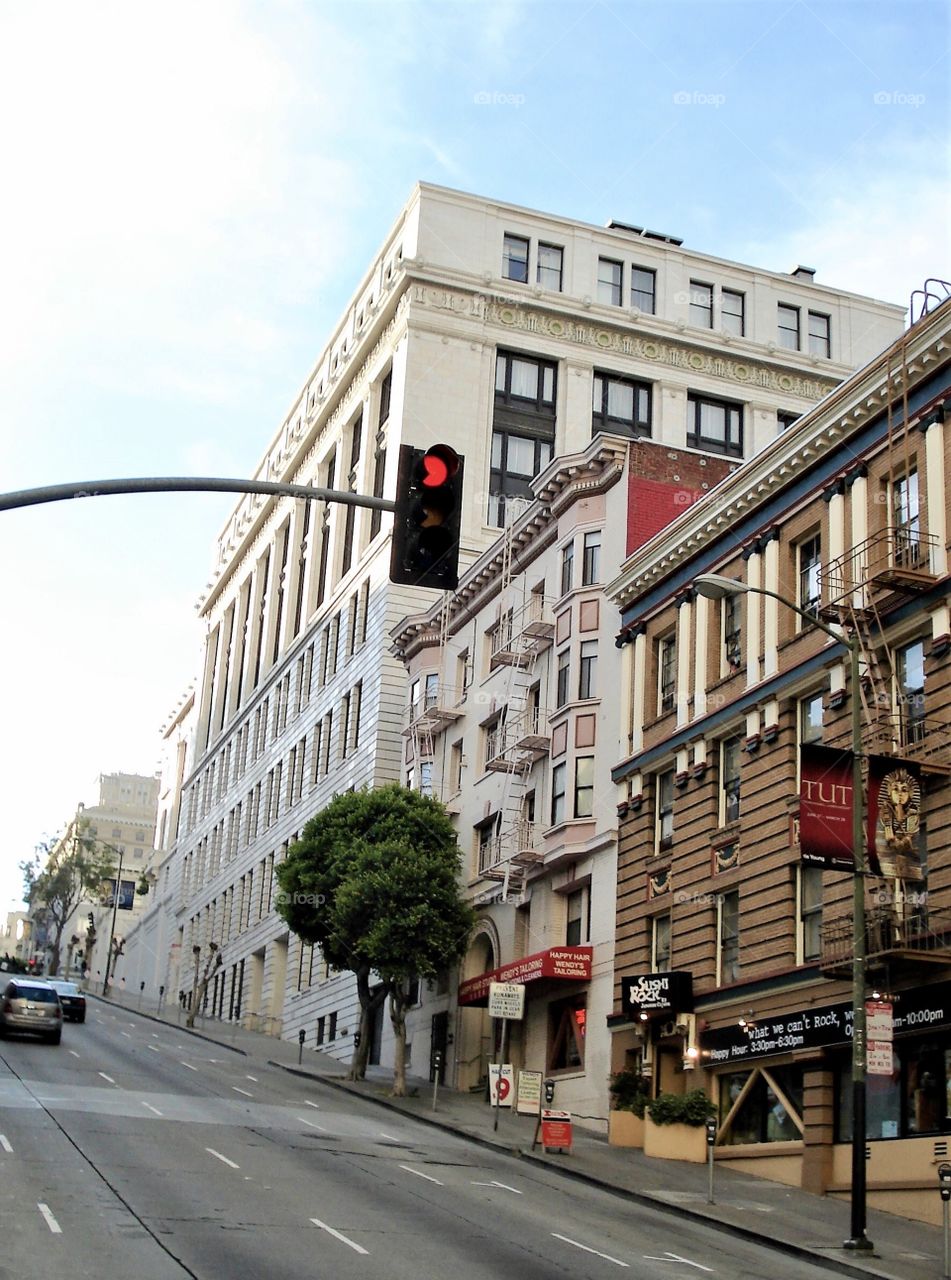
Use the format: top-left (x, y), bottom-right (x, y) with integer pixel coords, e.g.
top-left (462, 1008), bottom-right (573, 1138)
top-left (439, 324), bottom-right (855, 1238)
top-left (38, 1203), bottom-right (62, 1234)
top-left (232, 1086), bottom-right (254, 1097)
top-left (644, 1254), bottom-right (713, 1273)
top-left (379, 1132), bottom-right (400, 1142)
top-left (399, 1164), bottom-right (444, 1185)
top-left (180, 1061), bottom-right (197, 1071)
top-left (121, 1031), bottom-right (132, 1039)
top-left (472, 1180), bottom-right (522, 1193)
top-left (304, 1100), bottom-right (320, 1109)
top-left (552, 1234), bottom-right (628, 1268)
top-left (298, 1116), bottom-right (328, 1131)
top-left (147, 1045), bottom-right (160, 1053)
top-left (141, 1102), bottom-right (163, 1117)
top-left (98, 1073), bottom-right (116, 1085)
top-left (0, 1135), bottom-right (13, 1152)
top-left (310, 1217), bottom-right (368, 1255)
top-left (206, 1147), bottom-right (240, 1169)
top-left (68, 1050), bottom-right (80, 1059)
top-left (246, 1074), bottom-right (258, 1082)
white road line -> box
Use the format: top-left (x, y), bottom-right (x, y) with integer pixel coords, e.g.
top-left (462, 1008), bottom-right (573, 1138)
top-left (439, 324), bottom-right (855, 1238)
top-left (399, 1164), bottom-right (444, 1185)
top-left (98, 1073), bottom-right (116, 1085)
top-left (205, 1147), bottom-right (240, 1169)
top-left (298, 1116), bottom-right (328, 1131)
top-left (38, 1203), bottom-right (62, 1234)
top-left (552, 1234), bottom-right (628, 1268)
top-left (147, 1045), bottom-right (160, 1053)
top-left (310, 1217), bottom-right (368, 1255)
top-left (472, 1180), bottom-right (522, 1193)
top-left (0, 1135), bottom-right (13, 1153)
top-left (304, 1099), bottom-right (320, 1108)
top-left (246, 1074), bottom-right (258, 1082)
top-left (141, 1102), bottom-right (163, 1117)
top-left (379, 1132), bottom-right (400, 1141)
top-left (644, 1254), bottom-right (713, 1273)
top-left (121, 1031), bottom-right (132, 1039)
top-left (232, 1086), bottom-right (254, 1097)
top-left (68, 1050), bottom-right (80, 1059)
top-left (180, 1061), bottom-right (197, 1071)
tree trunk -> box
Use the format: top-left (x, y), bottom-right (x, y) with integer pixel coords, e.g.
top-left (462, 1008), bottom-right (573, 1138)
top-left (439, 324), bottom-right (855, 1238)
top-left (186, 953), bottom-right (223, 1028)
top-left (349, 967), bottom-right (386, 1080)
top-left (47, 918), bottom-right (65, 976)
top-left (389, 987), bottom-right (409, 1097)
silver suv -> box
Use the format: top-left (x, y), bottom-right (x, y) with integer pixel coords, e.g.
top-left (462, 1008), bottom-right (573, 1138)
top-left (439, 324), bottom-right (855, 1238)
top-left (0, 979), bottom-right (63, 1044)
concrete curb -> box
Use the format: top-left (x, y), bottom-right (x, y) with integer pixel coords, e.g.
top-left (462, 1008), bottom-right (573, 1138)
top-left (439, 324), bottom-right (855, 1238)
top-left (268, 1059), bottom-right (905, 1280)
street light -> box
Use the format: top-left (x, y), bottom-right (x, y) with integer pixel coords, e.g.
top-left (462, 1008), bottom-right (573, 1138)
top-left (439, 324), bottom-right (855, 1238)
top-left (694, 573), bottom-right (871, 1252)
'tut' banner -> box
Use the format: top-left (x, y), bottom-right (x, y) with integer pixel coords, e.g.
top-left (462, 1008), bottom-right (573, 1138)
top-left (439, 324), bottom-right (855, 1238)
top-left (799, 743), bottom-right (855, 870)
top-left (867, 754), bottom-right (924, 880)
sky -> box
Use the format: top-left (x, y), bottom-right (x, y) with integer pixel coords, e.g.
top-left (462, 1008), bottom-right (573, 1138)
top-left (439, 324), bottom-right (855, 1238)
top-left (0, 0), bottom-right (948, 913)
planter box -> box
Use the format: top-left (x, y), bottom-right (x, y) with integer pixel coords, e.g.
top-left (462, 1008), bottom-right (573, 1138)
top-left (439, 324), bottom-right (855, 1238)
top-left (644, 1115), bottom-right (707, 1162)
top-left (608, 1110), bottom-right (644, 1148)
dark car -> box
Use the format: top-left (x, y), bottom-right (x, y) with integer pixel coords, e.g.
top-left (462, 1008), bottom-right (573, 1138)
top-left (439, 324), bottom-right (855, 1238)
top-left (0, 979), bottom-right (63, 1043)
top-left (48, 979), bottom-right (86, 1023)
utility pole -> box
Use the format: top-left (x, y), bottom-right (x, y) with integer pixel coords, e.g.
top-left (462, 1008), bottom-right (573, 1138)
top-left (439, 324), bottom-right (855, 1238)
top-left (102, 848), bottom-right (124, 996)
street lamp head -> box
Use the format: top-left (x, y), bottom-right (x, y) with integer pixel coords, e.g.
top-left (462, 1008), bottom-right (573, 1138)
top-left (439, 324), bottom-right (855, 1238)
top-left (694, 573), bottom-right (750, 601)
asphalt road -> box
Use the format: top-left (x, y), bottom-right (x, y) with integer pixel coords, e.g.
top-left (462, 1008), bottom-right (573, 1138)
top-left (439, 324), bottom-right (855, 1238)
top-left (0, 1006), bottom-right (843, 1280)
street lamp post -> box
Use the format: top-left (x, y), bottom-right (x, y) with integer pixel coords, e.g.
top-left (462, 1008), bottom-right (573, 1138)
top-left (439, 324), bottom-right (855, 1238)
top-left (102, 847), bottom-right (124, 997)
top-left (694, 574), bottom-right (871, 1252)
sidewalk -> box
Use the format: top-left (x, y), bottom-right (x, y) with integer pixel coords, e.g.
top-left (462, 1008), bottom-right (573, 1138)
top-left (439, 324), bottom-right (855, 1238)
top-left (93, 990), bottom-right (945, 1280)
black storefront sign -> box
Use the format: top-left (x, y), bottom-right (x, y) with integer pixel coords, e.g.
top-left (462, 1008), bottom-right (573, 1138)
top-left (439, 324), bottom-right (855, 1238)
top-left (621, 971), bottom-right (693, 1018)
top-left (701, 980), bottom-right (951, 1067)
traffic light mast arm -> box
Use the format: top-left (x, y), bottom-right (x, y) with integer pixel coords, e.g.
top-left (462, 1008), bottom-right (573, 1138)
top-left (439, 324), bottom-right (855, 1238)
top-left (0, 477), bottom-right (396, 514)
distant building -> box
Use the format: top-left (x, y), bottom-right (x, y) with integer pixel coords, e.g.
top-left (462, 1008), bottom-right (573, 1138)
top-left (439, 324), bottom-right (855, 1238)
top-left (132, 183), bottom-right (903, 1067)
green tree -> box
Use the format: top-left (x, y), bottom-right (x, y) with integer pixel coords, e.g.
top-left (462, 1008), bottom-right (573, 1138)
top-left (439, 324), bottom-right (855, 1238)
top-left (21, 820), bottom-right (115, 976)
top-left (276, 785), bottom-right (475, 1093)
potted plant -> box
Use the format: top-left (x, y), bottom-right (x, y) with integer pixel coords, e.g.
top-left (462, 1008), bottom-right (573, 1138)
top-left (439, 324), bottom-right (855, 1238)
top-left (644, 1088), bottom-right (716, 1162)
top-left (608, 1068), bottom-right (649, 1147)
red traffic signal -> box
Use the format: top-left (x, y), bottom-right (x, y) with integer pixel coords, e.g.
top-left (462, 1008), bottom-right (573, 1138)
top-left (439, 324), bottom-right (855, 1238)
top-left (389, 444), bottom-right (464, 589)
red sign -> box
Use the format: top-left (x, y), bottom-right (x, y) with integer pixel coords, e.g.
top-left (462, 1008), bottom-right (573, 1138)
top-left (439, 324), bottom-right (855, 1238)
top-left (457, 946), bottom-right (593, 1006)
top-left (799, 743), bottom-right (855, 870)
top-left (867, 755), bottom-right (923, 880)
top-left (541, 1109), bottom-right (573, 1152)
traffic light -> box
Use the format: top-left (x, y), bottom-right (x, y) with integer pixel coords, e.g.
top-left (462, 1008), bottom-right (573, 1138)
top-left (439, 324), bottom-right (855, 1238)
top-left (389, 443), bottom-right (464, 589)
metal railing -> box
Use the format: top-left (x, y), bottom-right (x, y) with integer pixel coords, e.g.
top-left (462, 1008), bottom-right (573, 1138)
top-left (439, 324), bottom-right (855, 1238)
top-left (821, 904), bottom-right (951, 969)
top-left (822, 527), bottom-right (939, 605)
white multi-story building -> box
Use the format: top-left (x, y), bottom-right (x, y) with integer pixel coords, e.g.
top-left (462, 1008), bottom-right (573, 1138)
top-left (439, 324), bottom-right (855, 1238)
top-left (133, 183), bottom-right (903, 1069)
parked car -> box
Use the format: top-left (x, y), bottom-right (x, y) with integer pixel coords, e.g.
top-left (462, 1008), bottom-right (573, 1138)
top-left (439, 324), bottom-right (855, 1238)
top-left (0, 978), bottom-right (63, 1044)
top-left (48, 979), bottom-right (86, 1023)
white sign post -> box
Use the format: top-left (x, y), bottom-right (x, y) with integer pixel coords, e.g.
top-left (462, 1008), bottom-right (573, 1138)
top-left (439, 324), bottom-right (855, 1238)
top-left (488, 982), bottom-right (525, 1131)
top-left (867, 999), bottom-right (894, 1078)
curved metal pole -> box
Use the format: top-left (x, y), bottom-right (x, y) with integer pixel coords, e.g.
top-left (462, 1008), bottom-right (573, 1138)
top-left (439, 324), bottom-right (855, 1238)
top-left (0, 477), bottom-right (395, 514)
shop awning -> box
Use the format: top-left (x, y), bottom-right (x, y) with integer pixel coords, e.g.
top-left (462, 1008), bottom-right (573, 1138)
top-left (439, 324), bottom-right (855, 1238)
top-left (457, 946), bottom-right (592, 1007)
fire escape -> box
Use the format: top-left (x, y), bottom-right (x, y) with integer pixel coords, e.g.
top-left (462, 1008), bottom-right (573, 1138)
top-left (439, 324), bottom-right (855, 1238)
top-left (403, 599), bottom-right (463, 801)
top-left (815, 346), bottom-right (951, 977)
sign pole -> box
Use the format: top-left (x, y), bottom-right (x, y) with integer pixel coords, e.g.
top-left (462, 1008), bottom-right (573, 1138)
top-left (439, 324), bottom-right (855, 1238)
top-left (494, 1016), bottom-right (508, 1132)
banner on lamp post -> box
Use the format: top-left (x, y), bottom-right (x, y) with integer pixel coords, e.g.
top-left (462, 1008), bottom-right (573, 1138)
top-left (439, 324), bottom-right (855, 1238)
top-left (867, 755), bottom-right (924, 881)
top-left (799, 743), bottom-right (855, 871)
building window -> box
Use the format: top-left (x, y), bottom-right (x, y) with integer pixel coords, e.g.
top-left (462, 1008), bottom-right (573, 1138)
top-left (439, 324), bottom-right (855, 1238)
top-left (652, 914), bottom-right (671, 971)
top-left (799, 866), bottom-right (823, 964)
top-left (896, 639), bottom-right (926, 746)
top-left (316, 1015), bottom-right (325, 1045)
top-left (717, 889), bottom-right (740, 984)
top-left (548, 996), bottom-right (586, 1071)
top-left (720, 1066), bottom-right (803, 1144)
top-left (560, 541), bottom-right (574, 596)
top-left (722, 593), bottom-right (742, 673)
top-left (631, 265), bottom-right (655, 314)
top-left (502, 233), bottom-right (529, 283)
top-left (687, 393), bottom-right (743, 457)
top-left (483, 713), bottom-right (504, 768)
top-left (808, 311), bottom-right (831, 358)
top-left (721, 736), bottom-right (741, 824)
top-left (490, 351), bottom-right (557, 527)
top-left (450, 739), bottom-right (464, 793)
top-left (418, 761), bottom-right (433, 797)
top-left (578, 640), bottom-right (597, 700)
top-left (581, 531), bottom-right (601, 585)
top-left (797, 533), bottom-right (822, 619)
top-left (551, 762), bottom-right (566, 826)
top-left (892, 469), bottom-right (921, 567)
top-left (537, 242), bottom-right (564, 291)
top-left (477, 816), bottom-right (498, 873)
top-left (566, 886), bottom-right (590, 946)
top-left (592, 372), bottom-right (651, 439)
top-left (689, 280), bottom-right (713, 328)
top-left (721, 288), bottom-right (745, 336)
top-left (777, 410), bottom-right (800, 433)
top-left (658, 634), bottom-right (676, 716)
top-left (369, 370), bottom-right (391, 540)
top-left (495, 350), bottom-right (557, 411)
top-left (657, 769), bottom-right (674, 852)
top-left (799, 692), bottom-right (824, 746)
top-left (574, 756), bottom-right (594, 817)
top-left (778, 304), bottom-right (800, 350)
top-left (597, 257), bottom-right (622, 306)
top-left (556, 648), bottom-right (570, 709)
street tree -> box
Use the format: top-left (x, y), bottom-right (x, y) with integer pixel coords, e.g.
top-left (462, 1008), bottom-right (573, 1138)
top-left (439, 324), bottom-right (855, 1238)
top-left (276, 785), bottom-right (475, 1091)
top-left (21, 822), bottom-right (115, 976)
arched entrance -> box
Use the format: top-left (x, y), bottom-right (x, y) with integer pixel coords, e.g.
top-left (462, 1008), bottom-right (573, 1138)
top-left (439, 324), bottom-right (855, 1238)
top-left (457, 928), bottom-right (497, 1092)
